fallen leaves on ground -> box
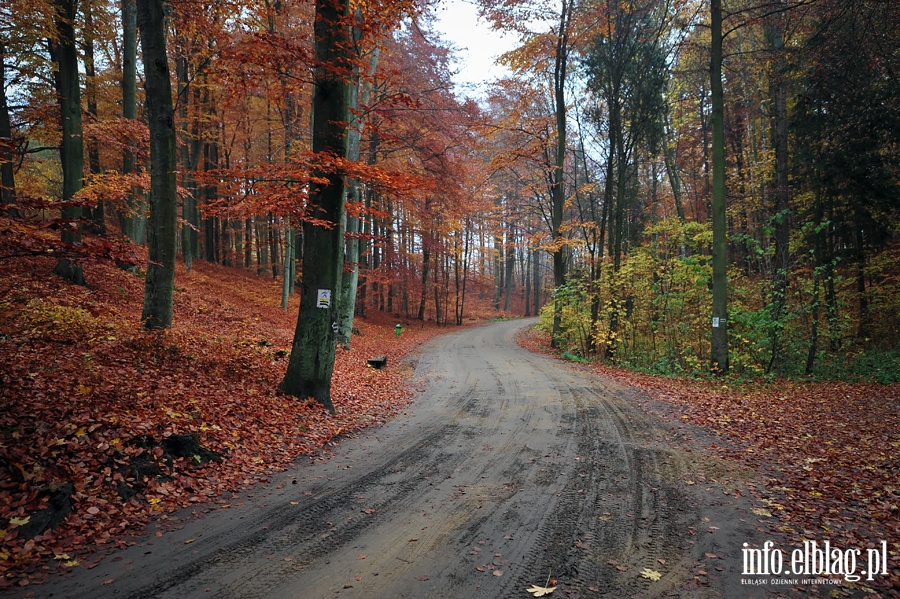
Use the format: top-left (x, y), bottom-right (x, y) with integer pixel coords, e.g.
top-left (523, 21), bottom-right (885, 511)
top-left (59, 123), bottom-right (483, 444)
top-left (518, 327), bottom-right (900, 595)
top-left (0, 254), bottom-right (456, 587)
top-left (526, 583), bottom-right (557, 596)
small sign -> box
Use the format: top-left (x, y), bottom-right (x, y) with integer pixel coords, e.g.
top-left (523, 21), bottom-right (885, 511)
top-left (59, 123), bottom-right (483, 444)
top-left (317, 289), bottom-right (332, 309)
top-left (712, 317), bottom-right (720, 328)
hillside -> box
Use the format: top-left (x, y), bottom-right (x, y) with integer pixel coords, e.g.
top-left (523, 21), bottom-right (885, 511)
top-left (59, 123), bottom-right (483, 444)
top-left (0, 251), bottom-right (448, 588)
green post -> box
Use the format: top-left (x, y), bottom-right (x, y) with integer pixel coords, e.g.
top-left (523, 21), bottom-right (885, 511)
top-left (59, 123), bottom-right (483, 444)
top-left (395, 323), bottom-right (402, 337)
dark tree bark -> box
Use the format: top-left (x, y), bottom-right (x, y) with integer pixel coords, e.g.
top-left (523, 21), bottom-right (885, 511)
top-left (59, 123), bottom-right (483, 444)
top-left (137, 0), bottom-right (178, 329)
top-left (710, 0), bottom-right (729, 372)
top-left (121, 0), bottom-right (146, 243)
top-left (279, 0), bottom-right (352, 412)
top-left (48, 0), bottom-right (85, 285)
top-left (550, 0), bottom-right (573, 348)
top-left (0, 43), bottom-right (19, 217)
top-left (766, 6), bottom-right (791, 373)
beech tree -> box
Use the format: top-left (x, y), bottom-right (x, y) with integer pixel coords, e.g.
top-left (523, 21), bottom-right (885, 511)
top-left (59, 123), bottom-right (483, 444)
top-left (709, 0), bottom-right (728, 372)
top-left (137, 0), bottom-right (178, 329)
top-left (48, 0), bottom-right (85, 285)
top-left (278, 0), bottom-right (353, 411)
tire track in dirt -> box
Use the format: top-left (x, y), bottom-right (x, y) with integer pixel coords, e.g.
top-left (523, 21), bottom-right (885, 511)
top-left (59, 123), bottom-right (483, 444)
top-left (26, 319), bottom-right (773, 599)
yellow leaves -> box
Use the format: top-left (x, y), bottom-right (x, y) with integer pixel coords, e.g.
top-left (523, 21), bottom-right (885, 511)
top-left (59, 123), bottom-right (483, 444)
top-left (640, 568), bottom-right (662, 581)
top-left (75, 427), bottom-right (87, 438)
top-left (148, 498), bottom-right (161, 505)
top-left (76, 385), bottom-right (92, 396)
top-left (53, 553), bottom-right (72, 560)
top-left (526, 584), bottom-right (557, 597)
top-left (8, 516), bottom-right (30, 527)
top-left (752, 508), bottom-right (773, 517)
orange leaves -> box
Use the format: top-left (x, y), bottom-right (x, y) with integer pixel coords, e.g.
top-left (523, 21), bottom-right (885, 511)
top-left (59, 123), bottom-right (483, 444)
top-left (0, 255), bottom-right (450, 587)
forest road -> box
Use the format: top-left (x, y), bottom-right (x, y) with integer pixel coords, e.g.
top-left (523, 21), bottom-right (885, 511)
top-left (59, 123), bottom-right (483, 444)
top-left (32, 319), bottom-right (771, 599)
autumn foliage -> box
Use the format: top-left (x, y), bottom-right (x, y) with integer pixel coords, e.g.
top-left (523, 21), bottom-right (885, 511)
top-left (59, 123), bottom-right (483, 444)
top-left (0, 239), bottom-right (446, 588)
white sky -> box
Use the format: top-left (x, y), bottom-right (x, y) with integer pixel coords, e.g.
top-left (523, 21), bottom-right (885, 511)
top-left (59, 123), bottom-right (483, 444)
top-left (431, 0), bottom-right (518, 97)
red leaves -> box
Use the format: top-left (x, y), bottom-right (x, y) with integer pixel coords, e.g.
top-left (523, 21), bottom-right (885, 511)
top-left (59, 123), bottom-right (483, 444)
top-left (0, 255), bottom-right (448, 587)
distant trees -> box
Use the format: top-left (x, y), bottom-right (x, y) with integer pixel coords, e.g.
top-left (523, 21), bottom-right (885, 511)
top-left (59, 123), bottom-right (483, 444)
top-left (1, 0), bottom-right (896, 388)
top-left (483, 0), bottom-right (898, 376)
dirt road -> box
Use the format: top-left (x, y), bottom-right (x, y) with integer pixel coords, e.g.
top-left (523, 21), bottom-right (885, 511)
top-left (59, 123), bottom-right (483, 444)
top-left (29, 319), bottom-right (773, 598)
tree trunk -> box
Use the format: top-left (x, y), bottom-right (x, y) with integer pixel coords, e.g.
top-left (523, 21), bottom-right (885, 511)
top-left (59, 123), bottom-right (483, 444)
top-left (503, 226), bottom-right (515, 313)
top-left (279, 0), bottom-right (351, 412)
top-left (49, 0), bottom-right (85, 285)
top-left (121, 0), bottom-right (145, 243)
top-left (524, 245), bottom-right (531, 317)
top-left (550, 0), bottom-right (572, 348)
top-left (0, 43), bottom-right (19, 216)
top-left (855, 228), bottom-right (869, 340)
top-left (137, 0), bottom-right (178, 329)
top-left (281, 224), bottom-right (294, 309)
top-left (710, 0), bottom-right (729, 373)
top-left (176, 53), bottom-right (200, 271)
top-left (338, 43), bottom-right (377, 346)
top-left (418, 239), bottom-right (430, 322)
top-left (766, 8), bottom-right (790, 374)
top-left (83, 2), bottom-right (105, 235)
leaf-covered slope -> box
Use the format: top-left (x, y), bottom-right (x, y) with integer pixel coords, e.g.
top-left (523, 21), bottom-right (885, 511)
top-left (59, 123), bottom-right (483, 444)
top-left (0, 255), bottom-right (441, 588)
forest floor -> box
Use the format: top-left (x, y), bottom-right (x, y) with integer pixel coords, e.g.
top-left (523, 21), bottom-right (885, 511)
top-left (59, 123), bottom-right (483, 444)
top-left (0, 240), bottom-right (898, 596)
top-left (520, 330), bottom-right (900, 596)
top-left (0, 250), bottom-right (467, 590)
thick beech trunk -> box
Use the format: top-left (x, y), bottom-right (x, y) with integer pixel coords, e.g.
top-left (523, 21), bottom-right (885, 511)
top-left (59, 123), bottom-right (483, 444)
top-left (137, 0), bottom-right (178, 329)
top-left (279, 0), bottom-right (351, 412)
top-left (49, 0), bottom-right (85, 285)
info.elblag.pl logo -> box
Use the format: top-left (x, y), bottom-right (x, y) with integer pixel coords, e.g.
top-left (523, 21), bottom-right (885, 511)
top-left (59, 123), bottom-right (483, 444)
top-left (741, 540), bottom-right (890, 584)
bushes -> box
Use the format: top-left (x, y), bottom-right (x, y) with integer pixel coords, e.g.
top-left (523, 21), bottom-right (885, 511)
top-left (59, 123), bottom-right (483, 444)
top-left (543, 220), bottom-right (899, 382)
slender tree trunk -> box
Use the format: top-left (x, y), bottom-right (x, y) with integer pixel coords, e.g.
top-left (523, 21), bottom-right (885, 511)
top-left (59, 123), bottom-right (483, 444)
top-left (550, 0), bottom-right (572, 348)
top-left (805, 211), bottom-right (823, 374)
top-left (710, 0), bottom-right (729, 372)
top-left (279, 0), bottom-right (351, 412)
top-left (855, 228), bottom-right (869, 340)
top-left (121, 0), bottom-right (146, 243)
top-left (524, 245), bottom-right (531, 317)
top-left (49, 0), bottom-right (85, 285)
top-left (418, 239), bottom-right (430, 322)
top-left (503, 225), bottom-right (515, 312)
top-left (281, 225), bottom-right (294, 309)
top-left (0, 43), bottom-right (19, 217)
top-left (244, 218), bottom-right (253, 268)
top-left (83, 2), bottom-right (105, 235)
top-left (766, 8), bottom-right (791, 374)
top-left (137, 0), bottom-right (178, 329)
top-left (338, 43), bottom-right (377, 346)
top-left (663, 111), bottom-right (685, 224)
top-left (176, 53), bottom-right (199, 271)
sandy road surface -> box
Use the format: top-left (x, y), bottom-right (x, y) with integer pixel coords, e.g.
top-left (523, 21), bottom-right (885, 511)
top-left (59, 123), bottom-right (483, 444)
top-left (26, 319), bottom-right (773, 598)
